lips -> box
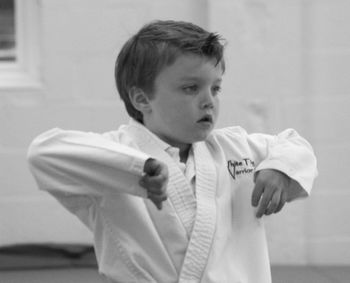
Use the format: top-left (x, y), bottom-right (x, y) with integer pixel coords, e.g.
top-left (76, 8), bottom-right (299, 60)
top-left (197, 114), bottom-right (213, 124)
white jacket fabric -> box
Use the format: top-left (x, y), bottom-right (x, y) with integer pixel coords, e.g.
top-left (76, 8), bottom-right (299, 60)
top-left (27, 120), bottom-right (317, 283)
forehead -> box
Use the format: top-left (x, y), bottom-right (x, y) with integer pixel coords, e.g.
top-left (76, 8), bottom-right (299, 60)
top-left (157, 54), bottom-right (224, 82)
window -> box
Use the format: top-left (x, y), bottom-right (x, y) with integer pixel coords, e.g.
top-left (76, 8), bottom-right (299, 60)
top-left (0, 0), bottom-right (15, 61)
top-left (0, 0), bottom-right (41, 89)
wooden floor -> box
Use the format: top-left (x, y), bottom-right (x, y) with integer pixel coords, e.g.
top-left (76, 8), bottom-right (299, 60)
top-left (0, 268), bottom-right (106, 283)
top-left (0, 266), bottom-right (349, 283)
top-left (272, 265), bottom-right (350, 283)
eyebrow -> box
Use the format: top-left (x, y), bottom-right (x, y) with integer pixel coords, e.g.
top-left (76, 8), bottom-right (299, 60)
top-left (178, 76), bottom-right (222, 83)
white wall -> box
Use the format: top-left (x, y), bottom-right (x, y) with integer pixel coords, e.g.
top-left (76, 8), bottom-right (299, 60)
top-left (0, 0), bottom-right (349, 265)
top-left (210, 0), bottom-right (350, 265)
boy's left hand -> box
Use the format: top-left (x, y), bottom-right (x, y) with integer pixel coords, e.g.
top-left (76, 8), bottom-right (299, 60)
top-left (251, 169), bottom-right (290, 218)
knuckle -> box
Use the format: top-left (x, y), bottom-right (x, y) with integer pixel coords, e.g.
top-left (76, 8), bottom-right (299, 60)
top-left (269, 202), bottom-right (277, 211)
top-left (268, 181), bottom-right (279, 190)
top-left (151, 179), bottom-right (160, 189)
top-left (276, 205), bottom-right (284, 213)
top-left (160, 175), bottom-right (168, 184)
top-left (161, 186), bottom-right (167, 194)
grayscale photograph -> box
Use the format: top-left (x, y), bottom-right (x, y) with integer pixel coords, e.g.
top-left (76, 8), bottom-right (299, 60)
top-left (0, 0), bottom-right (348, 282)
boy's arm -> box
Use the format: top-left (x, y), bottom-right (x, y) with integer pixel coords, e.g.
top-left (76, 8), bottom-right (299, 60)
top-left (246, 128), bottom-right (318, 217)
top-left (28, 128), bottom-right (167, 205)
top-left (248, 128), bottom-right (317, 193)
top-left (252, 169), bottom-right (308, 218)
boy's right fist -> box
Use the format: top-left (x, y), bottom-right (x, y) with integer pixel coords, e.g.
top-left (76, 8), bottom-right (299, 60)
top-left (139, 158), bottom-right (169, 210)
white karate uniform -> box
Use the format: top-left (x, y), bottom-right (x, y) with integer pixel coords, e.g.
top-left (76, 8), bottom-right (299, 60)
top-left (27, 120), bottom-right (317, 283)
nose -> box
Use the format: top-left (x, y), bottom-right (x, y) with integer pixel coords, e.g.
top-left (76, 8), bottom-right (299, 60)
top-left (201, 101), bottom-right (214, 109)
top-left (200, 89), bottom-right (215, 109)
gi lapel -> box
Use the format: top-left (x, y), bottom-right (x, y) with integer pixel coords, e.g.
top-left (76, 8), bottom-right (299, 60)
top-left (126, 123), bottom-right (198, 272)
top-left (179, 141), bottom-right (217, 282)
top-left (142, 155), bottom-right (196, 273)
top-left (130, 126), bottom-right (197, 236)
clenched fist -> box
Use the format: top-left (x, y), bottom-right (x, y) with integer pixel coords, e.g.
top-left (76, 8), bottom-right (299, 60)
top-left (139, 158), bottom-right (169, 210)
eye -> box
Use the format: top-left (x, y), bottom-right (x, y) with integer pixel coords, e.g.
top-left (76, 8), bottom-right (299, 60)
top-left (182, 85), bottom-right (198, 94)
top-left (212, 85), bottom-right (222, 95)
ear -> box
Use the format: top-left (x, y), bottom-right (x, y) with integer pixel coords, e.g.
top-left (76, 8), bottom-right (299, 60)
top-left (128, 87), bottom-right (152, 113)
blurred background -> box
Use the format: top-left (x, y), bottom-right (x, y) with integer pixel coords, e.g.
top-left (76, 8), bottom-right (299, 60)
top-left (0, 0), bottom-right (349, 282)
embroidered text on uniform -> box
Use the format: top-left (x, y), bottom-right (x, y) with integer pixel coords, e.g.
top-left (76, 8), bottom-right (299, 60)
top-left (227, 158), bottom-right (255, 180)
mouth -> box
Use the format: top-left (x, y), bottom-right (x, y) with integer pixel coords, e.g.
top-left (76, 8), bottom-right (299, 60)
top-left (197, 114), bottom-right (213, 124)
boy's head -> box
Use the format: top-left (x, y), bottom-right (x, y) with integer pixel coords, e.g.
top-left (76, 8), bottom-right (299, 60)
top-left (115, 20), bottom-right (225, 123)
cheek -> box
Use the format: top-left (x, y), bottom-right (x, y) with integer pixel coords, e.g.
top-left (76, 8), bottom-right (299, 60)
top-left (167, 99), bottom-right (194, 117)
top-left (158, 103), bottom-right (185, 124)
top-left (214, 98), bottom-right (220, 115)
top-left (167, 107), bottom-right (190, 124)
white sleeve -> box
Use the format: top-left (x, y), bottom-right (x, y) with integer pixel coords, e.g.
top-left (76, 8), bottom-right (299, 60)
top-left (27, 128), bottom-right (150, 198)
top-left (217, 127), bottom-right (318, 197)
top-left (247, 128), bottom-right (318, 196)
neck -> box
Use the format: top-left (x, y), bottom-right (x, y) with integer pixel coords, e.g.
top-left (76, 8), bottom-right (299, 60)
top-left (164, 138), bottom-right (191, 163)
top-left (142, 119), bottom-right (191, 163)
top-left (157, 134), bottom-right (191, 163)
top-left (178, 144), bottom-right (191, 164)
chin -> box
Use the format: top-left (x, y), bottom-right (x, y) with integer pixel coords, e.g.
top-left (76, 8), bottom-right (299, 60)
top-left (192, 131), bottom-right (212, 143)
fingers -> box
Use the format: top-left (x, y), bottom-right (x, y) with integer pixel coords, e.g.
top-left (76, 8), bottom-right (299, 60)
top-left (253, 182), bottom-right (287, 218)
top-left (275, 190), bottom-right (287, 213)
top-left (251, 179), bottom-right (264, 207)
top-left (147, 192), bottom-right (168, 210)
top-left (140, 158), bottom-right (169, 210)
top-left (265, 190), bottom-right (281, 216)
top-left (252, 169), bottom-right (291, 218)
top-left (254, 188), bottom-right (289, 218)
top-left (139, 174), bottom-right (168, 210)
top-left (143, 158), bottom-right (166, 177)
top-left (255, 186), bottom-right (276, 218)
top-left (139, 174), bottom-right (167, 194)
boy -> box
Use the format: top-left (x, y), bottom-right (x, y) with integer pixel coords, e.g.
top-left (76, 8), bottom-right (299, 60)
top-left (28, 20), bottom-right (317, 283)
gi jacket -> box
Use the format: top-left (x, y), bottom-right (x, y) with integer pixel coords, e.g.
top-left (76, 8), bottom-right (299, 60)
top-left (27, 120), bottom-right (317, 283)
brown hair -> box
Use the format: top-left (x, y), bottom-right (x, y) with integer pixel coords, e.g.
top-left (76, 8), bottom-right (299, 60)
top-left (115, 20), bottom-right (226, 123)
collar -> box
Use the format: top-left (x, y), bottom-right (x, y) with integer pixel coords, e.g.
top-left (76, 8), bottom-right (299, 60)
top-left (128, 119), bottom-right (191, 167)
top-left (128, 119), bottom-right (170, 152)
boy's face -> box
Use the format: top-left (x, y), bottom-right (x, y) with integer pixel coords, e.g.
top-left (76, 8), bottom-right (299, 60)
top-left (144, 54), bottom-right (223, 149)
